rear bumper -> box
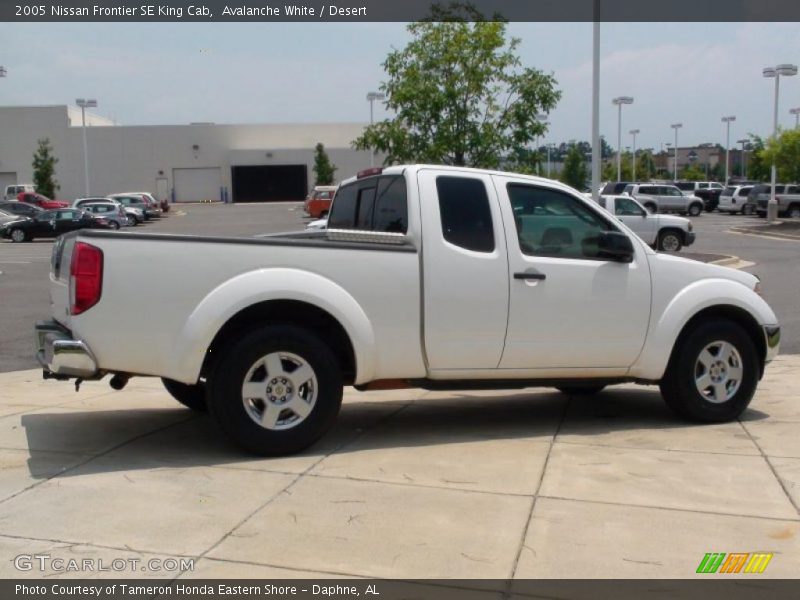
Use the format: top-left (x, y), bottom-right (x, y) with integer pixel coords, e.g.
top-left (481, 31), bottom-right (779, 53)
top-left (35, 320), bottom-right (99, 378)
top-left (764, 325), bottom-right (780, 364)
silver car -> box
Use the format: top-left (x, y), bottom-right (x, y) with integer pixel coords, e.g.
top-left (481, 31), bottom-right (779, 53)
top-left (623, 183), bottom-right (704, 216)
top-left (73, 197), bottom-right (143, 225)
top-left (74, 201), bottom-right (130, 230)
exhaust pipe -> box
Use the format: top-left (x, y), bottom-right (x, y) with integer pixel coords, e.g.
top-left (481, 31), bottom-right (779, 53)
top-left (109, 374), bottom-right (130, 390)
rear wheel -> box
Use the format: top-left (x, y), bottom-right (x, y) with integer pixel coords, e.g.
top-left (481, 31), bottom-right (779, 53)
top-left (207, 324), bottom-right (343, 455)
top-left (787, 204), bottom-right (800, 219)
top-left (162, 378), bottom-right (207, 412)
top-left (688, 203), bottom-right (703, 217)
top-left (742, 204), bottom-right (754, 216)
top-left (658, 230), bottom-right (683, 252)
top-left (644, 202), bottom-right (657, 214)
top-left (660, 319), bottom-right (758, 422)
top-left (109, 220), bottom-right (120, 230)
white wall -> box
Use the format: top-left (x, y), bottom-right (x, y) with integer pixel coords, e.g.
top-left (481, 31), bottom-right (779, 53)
top-left (0, 105), bottom-right (378, 201)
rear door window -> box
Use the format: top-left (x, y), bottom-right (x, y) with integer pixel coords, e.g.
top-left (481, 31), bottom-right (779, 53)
top-left (327, 175), bottom-right (408, 234)
top-left (436, 176), bottom-right (494, 253)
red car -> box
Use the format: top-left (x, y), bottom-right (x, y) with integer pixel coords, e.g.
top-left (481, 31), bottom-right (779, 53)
top-left (304, 186), bottom-right (338, 219)
top-left (17, 192), bottom-right (69, 210)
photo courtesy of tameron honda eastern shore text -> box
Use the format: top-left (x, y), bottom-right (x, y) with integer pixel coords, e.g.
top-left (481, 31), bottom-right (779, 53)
top-left (34, 165), bottom-right (780, 455)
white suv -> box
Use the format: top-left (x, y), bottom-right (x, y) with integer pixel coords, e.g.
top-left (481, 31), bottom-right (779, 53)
top-left (4, 184), bottom-right (35, 200)
top-left (623, 183), bottom-right (704, 216)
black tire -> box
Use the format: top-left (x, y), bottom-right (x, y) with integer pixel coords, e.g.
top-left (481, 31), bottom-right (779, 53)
top-left (644, 203), bottom-right (657, 214)
top-left (9, 228), bottom-right (27, 243)
top-left (557, 385), bottom-right (606, 396)
top-left (660, 319), bottom-right (759, 423)
top-left (688, 203), bottom-right (703, 217)
top-left (109, 220), bottom-right (120, 230)
top-left (658, 230), bottom-right (683, 252)
top-left (743, 205), bottom-right (754, 216)
top-left (787, 204), bottom-right (800, 219)
top-left (161, 378), bottom-right (207, 412)
top-left (319, 210), bottom-right (329, 218)
top-left (207, 324), bottom-right (343, 456)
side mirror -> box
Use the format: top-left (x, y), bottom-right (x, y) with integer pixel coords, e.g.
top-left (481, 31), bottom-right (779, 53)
top-left (598, 231), bottom-right (634, 263)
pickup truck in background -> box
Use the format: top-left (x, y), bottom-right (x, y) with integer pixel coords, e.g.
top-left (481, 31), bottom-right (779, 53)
top-left (754, 184), bottom-right (800, 218)
top-left (597, 194), bottom-right (695, 251)
top-left (35, 165), bottom-right (779, 455)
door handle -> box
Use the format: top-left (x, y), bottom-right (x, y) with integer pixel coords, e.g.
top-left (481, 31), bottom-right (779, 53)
top-left (514, 271), bottom-right (546, 281)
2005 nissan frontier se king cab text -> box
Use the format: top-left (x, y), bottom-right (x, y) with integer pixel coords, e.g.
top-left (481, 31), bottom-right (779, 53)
top-left (35, 165), bottom-right (780, 456)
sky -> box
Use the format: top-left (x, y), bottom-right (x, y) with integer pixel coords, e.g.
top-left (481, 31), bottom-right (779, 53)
top-left (1, 21), bottom-right (799, 152)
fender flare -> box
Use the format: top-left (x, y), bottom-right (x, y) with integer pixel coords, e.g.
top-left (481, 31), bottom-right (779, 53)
top-left (630, 278), bottom-right (777, 380)
top-left (167, 268), bottom-right (376, 385)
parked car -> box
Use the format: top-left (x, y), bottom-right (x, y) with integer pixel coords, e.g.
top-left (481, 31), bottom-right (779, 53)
top-left (305, 217), bottom-right (328, 231)
top-left (598, 195), bottom-right (695, 251)
top-left (116, 192), bottom-right (165, 217)
top-left (718, 186), bottom-right (755, 215)
top-left (0, 209), bottom-right (18, 226)
top-left (623, 183), bottom-right (704, 216)
top-left (600, 181), bottom-right (632, 195)
top-left (76, 201), bottom-right (130, 229)
top-left (0, 200), bottom-right (43, 219)
top-left (754, 184), bottom-right (800, 218)
top-left (18, 192), bottom-right (69, 210)
top-left (107, 194), bottom-right (161, 220)
top-left (692, 188), bottom-right (722, 212)
top-left (304, 186), bottom-right (338, 218)
top-left (1, 208), bottom-right (110, 242)
top-left (4, 184), bottom-right (35, 200)
top-left (34, 165), bottom-right (778, 456)
top-left (674, 181), bottom-right (724, 195)
top-left (73, 197), bottom-right (144, 226)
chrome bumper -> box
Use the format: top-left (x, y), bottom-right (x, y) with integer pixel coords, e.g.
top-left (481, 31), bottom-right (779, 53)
top-left (764, 325), bottom-right (780, 364)
top-left (35, 320), bottom-right (99, 378)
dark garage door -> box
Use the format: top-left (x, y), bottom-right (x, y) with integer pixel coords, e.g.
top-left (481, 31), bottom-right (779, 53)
top-left (232, 165), bottom-right (308, 203)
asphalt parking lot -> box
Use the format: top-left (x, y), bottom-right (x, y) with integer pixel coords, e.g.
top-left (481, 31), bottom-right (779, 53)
top-left (0, 201), bottom-right (798, 583)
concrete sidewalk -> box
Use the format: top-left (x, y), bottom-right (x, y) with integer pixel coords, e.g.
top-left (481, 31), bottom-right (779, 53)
top-left (0, 357), bottom-right (798, 585)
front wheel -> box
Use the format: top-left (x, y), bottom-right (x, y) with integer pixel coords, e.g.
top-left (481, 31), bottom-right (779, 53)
top-left (660, 319), bottom-right (758, 422)
top-left (688, 203), bottom-right (703, 217)
top-left (10, 228), bottom-right (27, 243)
top-left (162, 378), bottom-right (207, 412)
top-left (207, 324), bottom-right (343, 455)
top-left (658, 230), bottom-right (683, 252)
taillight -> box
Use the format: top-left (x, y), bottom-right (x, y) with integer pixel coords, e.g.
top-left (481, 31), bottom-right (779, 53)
top-left (70, 242), bottom-right (103, 315)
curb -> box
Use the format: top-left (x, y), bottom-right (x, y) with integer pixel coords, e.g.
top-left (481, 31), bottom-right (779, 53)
top-left (709, 255), bottom-right (740, 267)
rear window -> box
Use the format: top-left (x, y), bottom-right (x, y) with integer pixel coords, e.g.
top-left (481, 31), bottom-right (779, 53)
top-left (327, 175), bottom-right (408, 234)
top-left (675, 182), bottom-right (695, 191)
top-left (739, 187), bottom-right (752, 197)
top-left (722, 187), bottom-right (737, 196)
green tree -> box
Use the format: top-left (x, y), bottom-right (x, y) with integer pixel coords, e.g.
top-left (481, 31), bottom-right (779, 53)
top-left (312, 143), bottom-right (337, 185)
top-left (761, 128), bottom-right (800, 183)
top-left (32, 138), bottom-right (59, 198)
top-left (353, 4), bottom-right (561, 168)
top-left (561, 144), bottom-right (588, 190)
top-left (682, 164), bottom-right (705, 181)
top-left (746, 135), bottom-right (770, 182)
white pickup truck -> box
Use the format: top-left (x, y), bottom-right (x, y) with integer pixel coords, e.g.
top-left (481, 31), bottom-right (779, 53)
top-left (597, 195), bottom-right (695, 252)
top-left (36, 165), bottom-right (780, 455)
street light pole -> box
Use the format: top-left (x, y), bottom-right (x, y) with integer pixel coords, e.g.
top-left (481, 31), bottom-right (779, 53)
top-left (721, 116), bottom-right (736, 184)
top-left (366, 91), bottom-right (385, 167)
top-left (671, 123), bottom-right (682, 179)
top-left (737, 138), bottom-right (749, 179)
top-left (75, 98), bottom-right (98, 197)
top-left (629, 129), bottom-right (639, 182)
top-left (791, 107), bottom-right (800, 128)
top-left (763, 64), bottom-right (798, 223)
top-left (591, 16), bottom-right (600, 202)
top-left (612, 96), bottom-right (633, 181)
top-left (546, 143), bottom-right (555, 178)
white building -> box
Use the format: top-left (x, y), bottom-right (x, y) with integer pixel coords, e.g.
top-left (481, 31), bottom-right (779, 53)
top-left (0, 105), bottom-right (375, 202)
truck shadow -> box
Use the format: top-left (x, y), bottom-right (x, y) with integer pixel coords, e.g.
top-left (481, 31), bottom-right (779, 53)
top-left (19, 387), bottom-right (769, 480)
